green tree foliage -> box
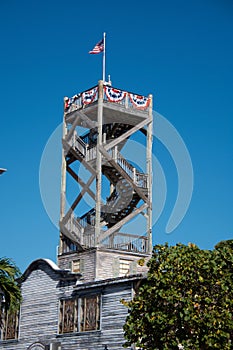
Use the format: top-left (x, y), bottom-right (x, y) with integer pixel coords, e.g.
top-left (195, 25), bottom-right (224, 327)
top-left (0, 257), bottom-right (22, 325)
top-left (123, 241), bottom-right (233, 349)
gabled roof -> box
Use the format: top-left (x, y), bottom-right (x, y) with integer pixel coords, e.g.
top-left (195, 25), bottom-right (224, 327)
top-left (18, 258), bottom-right (81, 283)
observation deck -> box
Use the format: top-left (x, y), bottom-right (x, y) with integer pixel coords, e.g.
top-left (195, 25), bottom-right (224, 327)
top-left (64, 83), bottom-right (152, 126)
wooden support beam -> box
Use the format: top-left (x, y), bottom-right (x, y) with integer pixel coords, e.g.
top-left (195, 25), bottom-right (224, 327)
top-left (140, 211), bottom-right (148, 219)
top-left (78, 110), bottom-right (97, 129)
top-left (67, 166), bottom-right (96, 201)
top-left (65, 113), bottom-right (82, 143)
top-left (59, 112), bottom-right (68, 254)
top-left (95, 80), bottom-right (104, 244)
top-left (104, 116), bottom-right (153, 151)
top-left (147, 94), bottom-right (153, 254)
top-left (62, 172), bottom-right (98, 225)
top-left (66, 155), bottom-right (76, 165)
top-left (65, 110), bottom-right (96, 142)
top-left (98, 203), bottom-right (148, 243)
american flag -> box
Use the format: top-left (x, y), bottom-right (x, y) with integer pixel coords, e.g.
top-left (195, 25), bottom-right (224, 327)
top-left (89, 39), bottom-right (104, 54)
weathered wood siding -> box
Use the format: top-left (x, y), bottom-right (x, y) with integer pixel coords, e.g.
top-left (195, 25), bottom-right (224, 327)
top-left (58, 250), bottom-right (96, 282)
top-left (96, 249), bottom-right (149, 280)
top-left (57, 283), bottom-right (132, 350)
top-left (1, 259), bottom-right (136, 350)
top-left (58, 248), bottom-right (149, 282)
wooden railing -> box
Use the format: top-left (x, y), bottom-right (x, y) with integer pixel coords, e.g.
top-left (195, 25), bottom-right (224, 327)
top-left (65, 211), bottom-right (148, 252)
top-left (112, 149), bottom-right (148, 189)
top-left (64, 84), bottom-right (151, 115)
top-left (79, 210), bottom-right (96, 228)
top-left (65, 213), bottom-right (95, 248)
top-left (74, 135), bottom-right (87, 157)
top-left (64, 85), bottom-right (98, 114)
top-left (65, 213), bottom-right (83, 236)
top-left (86, 146), bottom-right (97, 161)
top-left (101, 232), bottom-right (148, 253)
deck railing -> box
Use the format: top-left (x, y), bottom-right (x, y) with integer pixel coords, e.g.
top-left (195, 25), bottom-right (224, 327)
top-left (65, 213), bottom-right (83, 237)
top-left (64, 84), bottom-right (151, 115)
top-left (101, 232), bottom-right (148, 253)
top-left (79, 210), bottom-right (96, 228)
top-left (65, 212), bottom-right (148, 253)
top-left (74, 135), bottom-right (87, 158)
top-left (65, 213), bottom-right (95, 248)
top-left (111, 149), bottom-right (148, 188)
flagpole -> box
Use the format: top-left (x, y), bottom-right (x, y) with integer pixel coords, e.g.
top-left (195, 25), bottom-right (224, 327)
top-left (103, 32), bottom-right (106, 82)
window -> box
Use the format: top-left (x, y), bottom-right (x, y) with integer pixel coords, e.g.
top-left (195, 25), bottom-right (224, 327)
top-left (119, 259), bottom-right (130, 277)
top-left (59, 299), bottom-right (77, 334)
top-left (0, 310), bottom-right (19, 340)
top-left (72, 259), bottom-right (81, 273)
top-left (59, 294), bottom-right (100, 334)
top-left (80, 295), bottom-right (100, 332)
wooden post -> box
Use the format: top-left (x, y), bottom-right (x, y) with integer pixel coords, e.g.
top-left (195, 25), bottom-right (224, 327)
top-left (103, 132), bottom-right (106, 144)
top-left (59, 101), bottom-right (68, 254)
top-left (133, 167), bottom-right (136, 184)
top-left (113, 145), bottom-right (118, 162)
top-left (147, 94), bottom-right (153, 254)
top-left (95, 80), bottom-right (104, 245)
top-left (125, 92), bottom-right (128, 109)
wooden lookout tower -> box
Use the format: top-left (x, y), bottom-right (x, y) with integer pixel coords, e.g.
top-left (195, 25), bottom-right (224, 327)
top-left (58, 80), bottom-right (153, 280)
top-left (0, 80), bottom-right (153, 350)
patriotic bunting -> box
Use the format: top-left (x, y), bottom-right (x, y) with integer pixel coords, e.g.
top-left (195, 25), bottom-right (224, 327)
top-left (82, 87), bottom-right (98, 105)
top-left (64, 86), bottom-right (150, 112)
top-left (129, 93), bottom-right (150, 110)
top-left (104, 86), bottom-right (126, 102)
top-left (64, 94), bottom-right (80, 111)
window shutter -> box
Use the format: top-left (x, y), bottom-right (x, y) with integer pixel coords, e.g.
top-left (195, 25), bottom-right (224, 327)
top-left (80, 258), bottom-right (85, 273)
top-left (112, 257), bottom-right (119, 277)
top-left (130, 260), bottom-right (138, 275)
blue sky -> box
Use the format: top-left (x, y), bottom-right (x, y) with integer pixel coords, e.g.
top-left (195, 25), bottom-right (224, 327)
top-left (0, 0), bottom-right (232, 273)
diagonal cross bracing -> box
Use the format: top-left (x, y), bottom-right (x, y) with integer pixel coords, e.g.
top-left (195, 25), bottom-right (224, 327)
top-left (98, 202), bottom-right (148, 243)
top-left (104, 116), bottom-right (153, 152)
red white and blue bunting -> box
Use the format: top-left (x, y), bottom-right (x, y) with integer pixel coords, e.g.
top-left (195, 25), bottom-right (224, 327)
top-left (64, 86), bottom-right (150, 112)
top-left (64, 94), bottom-right (80, 110)
top-left (129, 93), bottom-right (150, 110)
top-left (82, 87), bottom-right (98, 105)
top-left (104, 86), bottom-right (126, 102)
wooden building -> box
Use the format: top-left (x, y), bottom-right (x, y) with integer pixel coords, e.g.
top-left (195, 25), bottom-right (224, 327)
top-left (0, 81), bottom-right (153, 350)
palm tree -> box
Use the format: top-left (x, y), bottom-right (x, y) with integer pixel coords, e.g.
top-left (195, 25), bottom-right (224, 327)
top-left (0, 257), bottom-right (22, 326)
